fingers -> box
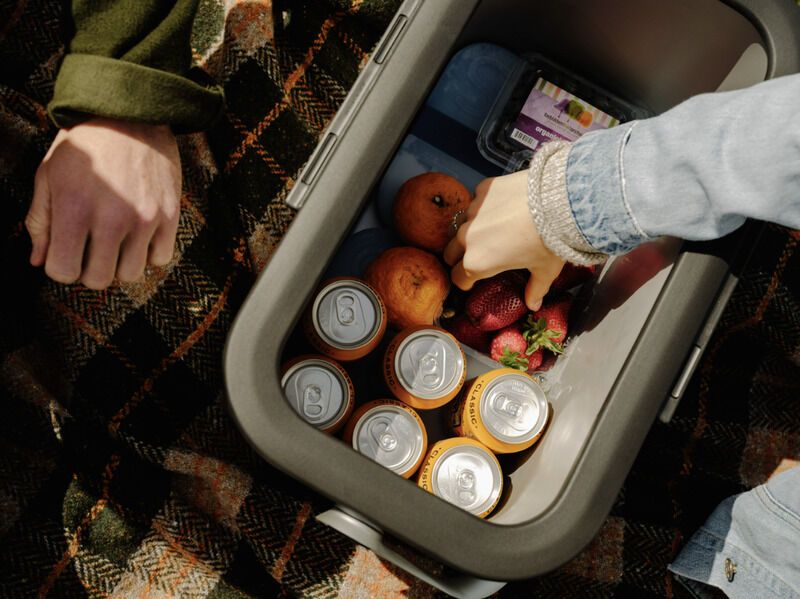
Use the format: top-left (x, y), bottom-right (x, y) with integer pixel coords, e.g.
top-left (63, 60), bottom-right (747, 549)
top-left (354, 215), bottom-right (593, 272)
top-left (443, 235), bottom-right (463, 267)
top-left (148, 217), bottom-right (179, 267)
top-left (450, 260), bottom-right (477, 291)
top-left (44, 202), bottom-right (90, 285)
top-left (81, 229), bottom-right (125, 290)
top-left (524, 263), bottom-right (563, 311)
top-left (116, 231), bottom-right (151, 283)
top-left (26, 167), bottom-right (51, 266)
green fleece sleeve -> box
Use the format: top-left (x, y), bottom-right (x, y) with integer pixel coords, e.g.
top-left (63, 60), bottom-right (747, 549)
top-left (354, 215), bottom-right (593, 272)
top-left (48, 0), bottom-right (225, 132)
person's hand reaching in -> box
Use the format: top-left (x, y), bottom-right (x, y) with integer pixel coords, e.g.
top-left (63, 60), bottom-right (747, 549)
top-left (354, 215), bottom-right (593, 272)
top-left (25, 118), bottom-right (182, 290)
top-left (443, 170), bottom-right (566, 311)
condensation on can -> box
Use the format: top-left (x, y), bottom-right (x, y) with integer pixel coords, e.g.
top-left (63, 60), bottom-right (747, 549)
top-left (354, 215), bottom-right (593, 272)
top-left (281, 355), bottom-right (354, 434)
top-left (417, 438), bottom-right (503, 519)
top-left (343, 399), bottom-right (427, 479)
top-left (304, 278), bottom-right (387, 361)
top-left (451, 368), bottom-right (551, 454)
top-left (384, 326), bottom-right (466, 410)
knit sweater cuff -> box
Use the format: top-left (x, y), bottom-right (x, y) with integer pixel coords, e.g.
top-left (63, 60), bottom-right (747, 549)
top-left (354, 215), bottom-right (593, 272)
top-left (48, 54), bottom-right (225, 133)
top-left (527, 141), bottom-right (608, 265)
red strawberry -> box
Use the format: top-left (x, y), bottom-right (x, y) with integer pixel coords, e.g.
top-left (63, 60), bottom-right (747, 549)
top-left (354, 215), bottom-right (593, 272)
top-left (490, 327), bottom-right (527, 363)
top-left (465, 271), bottom-right (528, 331)
top-left (446, 314), bottom-right (491, 352)
top-left (524, 294), bottom-right (572, 353)
top-left (526, 348), bottom-right (544, 372)
top-left (551, 263), bottom-right (599, 291)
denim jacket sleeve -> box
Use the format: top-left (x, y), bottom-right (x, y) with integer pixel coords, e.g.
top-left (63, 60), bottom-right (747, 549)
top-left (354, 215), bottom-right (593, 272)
top-left (668, 467), bottom-right (800, 599)
top-left (530, 74), bottom-right (800, 261)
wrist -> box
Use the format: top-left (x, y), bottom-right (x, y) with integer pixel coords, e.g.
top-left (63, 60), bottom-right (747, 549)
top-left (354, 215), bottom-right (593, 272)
top-left (527, 141), bottom-right (607, 265)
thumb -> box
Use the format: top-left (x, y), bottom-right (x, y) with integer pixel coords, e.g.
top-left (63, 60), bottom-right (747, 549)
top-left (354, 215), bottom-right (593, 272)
top-left (525, 267), bottom-right (559, 311)
top-left (26, 167), bottom-right (51, 266)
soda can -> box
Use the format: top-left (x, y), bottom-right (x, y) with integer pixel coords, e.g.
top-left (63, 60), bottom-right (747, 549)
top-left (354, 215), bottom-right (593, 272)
top-left (384, 326), bottom-right (466, 410)
top-left (281, 355), bottom-right (354, 434)
top-left (304, 278), bottom-right (387, 362)
top-left (451, 368), bottom-right (551, 454)
top-left (417, 438), bottom-right (503, 519)
top-left (343, 399), bottom-right (427, 479)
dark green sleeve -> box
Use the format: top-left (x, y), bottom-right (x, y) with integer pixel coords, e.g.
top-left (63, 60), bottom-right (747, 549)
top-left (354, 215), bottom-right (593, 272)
top-left (48, 0), bottom-right (225, 132)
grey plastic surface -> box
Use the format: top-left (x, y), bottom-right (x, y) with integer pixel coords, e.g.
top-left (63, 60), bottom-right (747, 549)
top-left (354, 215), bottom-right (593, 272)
top-left (317, 507), bottom-right (506, 599)
top-left (225, 0), bottom-right (800, 582)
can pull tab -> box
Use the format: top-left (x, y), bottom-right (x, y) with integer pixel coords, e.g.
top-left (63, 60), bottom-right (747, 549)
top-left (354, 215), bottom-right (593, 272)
top-left (302, 384), bottom-right (324, 418)
top-left (367, 417), bottom-right (398, 452)
top-left (294, 369), bottom-right (334, 424)
top-left (453, 467), bottom-right (477, 506)
top-left (334, 292), bottom-right (359, 326)
top-left (491, 393), bottom-right (526, 425)
top-left (413, 344), bottom-right (445, 390)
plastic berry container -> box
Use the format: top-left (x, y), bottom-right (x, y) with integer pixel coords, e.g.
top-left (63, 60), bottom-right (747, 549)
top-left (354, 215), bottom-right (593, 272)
top-left (478, 53), bottom-right (650, 171)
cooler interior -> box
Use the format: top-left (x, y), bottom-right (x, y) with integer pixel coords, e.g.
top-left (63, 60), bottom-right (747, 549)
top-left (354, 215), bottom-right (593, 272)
top-left (225, 0), bottom-right (777, 581)
top-left (283, 0), bottom-right (767, 525)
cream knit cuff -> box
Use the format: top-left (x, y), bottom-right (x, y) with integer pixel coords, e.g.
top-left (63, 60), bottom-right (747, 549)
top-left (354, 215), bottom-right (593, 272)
top-left (527, 141), bottom-right (608, 265)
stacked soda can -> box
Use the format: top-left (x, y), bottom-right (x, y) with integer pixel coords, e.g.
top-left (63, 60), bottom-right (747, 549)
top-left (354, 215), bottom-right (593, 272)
top-left (281, 277), bottom-right (553, 520)
top-left (303, 278), bottom-right (387, 362)
top-left (450, 368), bottom-right (551, 454)
top-left (383, 325), bottom-right (466, 410)
top-left (343, 399), bottom-right (427, 479)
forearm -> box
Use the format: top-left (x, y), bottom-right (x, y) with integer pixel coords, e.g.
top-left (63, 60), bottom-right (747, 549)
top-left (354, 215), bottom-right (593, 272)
top-left (625, 74), bottom-right (800, 241)
top-left (49, 0), bottom-right (224, 132)
top-left (531, 74), bottom-right (800, 261)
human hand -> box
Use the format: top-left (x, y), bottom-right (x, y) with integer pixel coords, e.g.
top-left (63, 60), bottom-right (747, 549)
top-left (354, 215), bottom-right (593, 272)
top-left (443, 170), bottom-right (565, 311)
top-left (26, 118), bottom-right (181, 290)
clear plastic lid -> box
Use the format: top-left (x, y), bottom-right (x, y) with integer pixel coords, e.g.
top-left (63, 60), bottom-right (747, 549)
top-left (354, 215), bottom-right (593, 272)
top-left (478, 53), bottom-right (650, 171)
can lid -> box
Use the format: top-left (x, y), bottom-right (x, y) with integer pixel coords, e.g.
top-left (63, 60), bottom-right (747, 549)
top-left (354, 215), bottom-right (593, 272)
top-left (431, 444), bottom-right (502, 516)
top-left (395, 330), bottom-right (464, 401)
top-left (281, 358), bottom-right (349, 429)
top-left (352, 404), bottom-right (424, 475)
top-left (313, 280), bottom-right (381, 350)
top-left (480, 372), bottom-right (548, 444)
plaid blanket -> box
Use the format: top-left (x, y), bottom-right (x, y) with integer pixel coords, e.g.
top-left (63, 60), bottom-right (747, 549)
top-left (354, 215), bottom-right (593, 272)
top-left (1, 1), bottom-right (798, 597)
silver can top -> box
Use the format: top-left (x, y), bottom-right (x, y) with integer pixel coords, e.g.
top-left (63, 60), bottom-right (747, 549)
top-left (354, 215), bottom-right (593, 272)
top-left (479, 372), bottom-right (549, 445)
top-left (430, 444), bottom-right (502, 516)
top-left (352, 404), bottom-right (425, 475)
top-left (312, 280), bottom-right (381, 349)
top-left (281, 358), bottom-right (350, 429)
top-left (394, 329), bottom-right (464, 401)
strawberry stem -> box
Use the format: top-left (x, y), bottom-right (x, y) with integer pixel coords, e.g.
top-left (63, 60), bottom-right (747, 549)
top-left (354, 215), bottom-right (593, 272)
top-left (499, 348), bottom-right (529, 371)
top-left (522, 315), bottom-right (564, 355)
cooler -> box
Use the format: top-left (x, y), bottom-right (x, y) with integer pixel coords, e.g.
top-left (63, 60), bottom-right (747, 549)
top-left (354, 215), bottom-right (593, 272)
top-left (223, 1), bottom-right (800, 597)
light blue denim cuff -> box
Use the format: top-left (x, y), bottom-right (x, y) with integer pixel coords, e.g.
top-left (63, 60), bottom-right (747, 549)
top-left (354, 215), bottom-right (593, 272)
top-left (669, 468), bottom-right (800, 599)
top-left (566, 121), bottom-right (652, 254)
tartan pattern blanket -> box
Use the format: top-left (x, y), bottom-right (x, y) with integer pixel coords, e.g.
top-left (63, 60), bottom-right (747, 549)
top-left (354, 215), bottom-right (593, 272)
top-left (1, 1), bottom-right (798, 597)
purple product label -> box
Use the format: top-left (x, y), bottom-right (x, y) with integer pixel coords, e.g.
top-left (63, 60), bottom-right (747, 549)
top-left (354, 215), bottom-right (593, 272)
top-left (509, 78), bottom-right (619, 150)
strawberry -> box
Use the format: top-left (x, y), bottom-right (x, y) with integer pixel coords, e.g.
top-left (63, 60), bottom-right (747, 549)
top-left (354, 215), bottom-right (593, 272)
top-left (490, 327), bottom-right (547, 373)
top-left (551, 263), bottom-right (599, 291)
top-left (465, 271), bottom-right (528, 331)
top-left (524, 294), bottom-right (572, 354)
top-left (526, 348), bottom-right (544, 372)
top-left (490, 327), bottom-right (527, 363)
top-left (446, 313), bottom-right (491, 352)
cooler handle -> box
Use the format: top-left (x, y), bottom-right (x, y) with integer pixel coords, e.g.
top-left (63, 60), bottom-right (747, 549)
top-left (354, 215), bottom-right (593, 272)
top-left (725, 0), bottom-right (800, 78)
top-left (316, 506), bottom-right (507, 599)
